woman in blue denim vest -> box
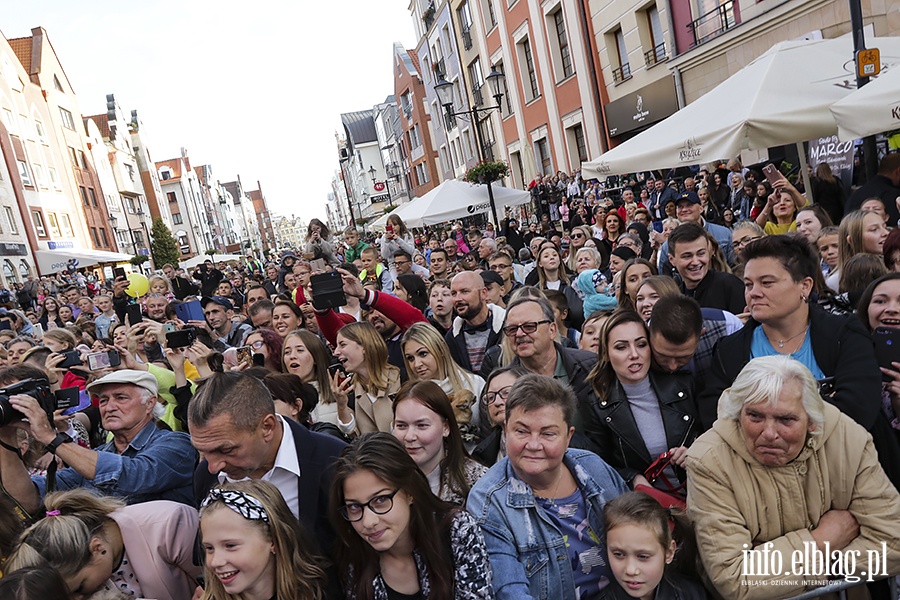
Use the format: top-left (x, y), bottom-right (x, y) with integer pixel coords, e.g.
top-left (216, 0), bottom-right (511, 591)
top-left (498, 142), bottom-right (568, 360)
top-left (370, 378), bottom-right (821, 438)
top-left (467, 374), bottom-right (629, 600)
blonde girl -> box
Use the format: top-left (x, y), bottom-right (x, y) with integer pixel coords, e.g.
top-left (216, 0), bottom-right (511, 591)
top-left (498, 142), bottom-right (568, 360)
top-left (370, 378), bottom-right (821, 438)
top-left (200, 480), bottom-right (326, 600)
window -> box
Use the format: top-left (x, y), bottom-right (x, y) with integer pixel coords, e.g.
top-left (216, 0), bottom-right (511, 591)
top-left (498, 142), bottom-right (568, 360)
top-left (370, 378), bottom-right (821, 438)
top-left (35, 120), bottom-right (45, 140)
top-left (167, 191), bottom-right (177, 203)
top-left (125, 196), bottom-right (136, 213)
top-left (612, 28), bottom-right (631, 82)
top-left (78, 150), bottom-right (88, 169)
top-left (485, 0), bottom-right (497, 29)
top-left (469, 58), bottom-right (485, 105)
top-left (493, 62), bottom-right (513, 114)
top-left (47, 213), bottom-right (60, 237)
top-left (414, 163), bottom-right (431, 186)
top-left (48, 167), bottom-right (60, 189)
top-left (59, 107), bottom-right (75, 130)
top-left (17, 161), bottom-right (32, 187)
top-left (535, 137), bottom-right (552, 175)
top-left (53, 75), bottom-right (64, 92)
top-left (5, 207), bottom-right (18, 234)
top-left (90, 227), bottom-right (100, 247)
top-left (60, 213), bottom-right (73, 236)
top-left (2, 109), bottom-right (14, 133)
top-left (458, 2), bottom-right (473, 50)
top-left (173, 213), bottom-right (183, 225)
top-left (159, 167), bottom-right (173, 180)
top-left (572, 123), bottom-right (588, 163)
top-left (32, 165), bottom-right (45, 187)
top-left (125, 163), bottom-right (135, 181)
top-left (88, 188), bottom-right (98, 207)
top-left (80, 186), bottom-right (89, 206)
top-left (550, 9), bottom-right (574, 79)
top-left (134, 230), bottom-right (145, 247)
top-left (400, 92), bottom-right (413, 118)
top-left (99, 228), bottom-right (109, 247)
top-left (518, 38), bottom-right (540, 101)
top-left (31, 211), bottom-right (46, 237)
top-left (644, 6), bottom-right (666, 65)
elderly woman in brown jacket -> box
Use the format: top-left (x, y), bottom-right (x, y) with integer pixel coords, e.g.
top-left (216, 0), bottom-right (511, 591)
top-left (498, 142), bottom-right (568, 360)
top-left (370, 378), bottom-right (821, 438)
top-left (685, 355), bottom-right (900, 600)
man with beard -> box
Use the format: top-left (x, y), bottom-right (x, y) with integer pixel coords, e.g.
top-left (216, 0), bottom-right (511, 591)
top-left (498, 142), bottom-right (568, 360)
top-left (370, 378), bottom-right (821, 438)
top-left (427, 279), bottom-right (453, 336)
top-left (313, 268), bottom-right (426, 381)
top-left (445, 271), bottom-right (506, 373)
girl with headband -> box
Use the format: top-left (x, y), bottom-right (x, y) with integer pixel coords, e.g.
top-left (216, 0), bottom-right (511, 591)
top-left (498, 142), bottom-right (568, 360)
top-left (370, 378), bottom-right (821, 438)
top-left (199, 480), bottom-right (327, 600)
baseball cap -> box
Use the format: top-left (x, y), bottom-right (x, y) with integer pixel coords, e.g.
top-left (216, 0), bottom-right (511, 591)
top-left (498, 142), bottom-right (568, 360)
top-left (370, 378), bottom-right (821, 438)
top-left (480, 271), bottom-right (504, 287)
top-left (201, 296), bottom-right (234, 311)
top-left (676, 191), bottom-right (701, 205)
top-left (86, 369), bottom-right (158, 396)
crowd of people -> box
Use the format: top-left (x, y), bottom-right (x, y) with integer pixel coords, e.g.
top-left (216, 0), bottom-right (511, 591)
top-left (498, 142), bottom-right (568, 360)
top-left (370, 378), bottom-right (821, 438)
top-left (0, 154), bottom-right (899, 600)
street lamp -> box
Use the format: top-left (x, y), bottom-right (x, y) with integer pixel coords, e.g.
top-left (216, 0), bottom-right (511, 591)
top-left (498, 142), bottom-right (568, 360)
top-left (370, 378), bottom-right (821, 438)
top-left (434, 66), bottom-right (506, 227)
top-left (368, 164), bottom-right (395, 211)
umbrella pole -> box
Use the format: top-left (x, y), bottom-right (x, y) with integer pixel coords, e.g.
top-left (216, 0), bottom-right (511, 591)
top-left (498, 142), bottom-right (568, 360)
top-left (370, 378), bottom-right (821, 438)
top-left (796, 141), bottom-right (814, 203)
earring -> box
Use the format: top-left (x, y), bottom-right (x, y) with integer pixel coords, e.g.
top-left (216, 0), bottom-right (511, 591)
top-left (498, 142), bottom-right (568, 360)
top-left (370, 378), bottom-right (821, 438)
top-left (801, 294), bottom-right (808, 302)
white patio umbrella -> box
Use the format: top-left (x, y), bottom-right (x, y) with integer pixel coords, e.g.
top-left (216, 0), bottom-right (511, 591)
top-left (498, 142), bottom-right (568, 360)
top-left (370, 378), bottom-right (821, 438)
top-left (399, 179), bottom-right (531, 227)
top-left (582, 36), bottom-right (900, 179)
top-left (830, 65), bottom-right (900, 140)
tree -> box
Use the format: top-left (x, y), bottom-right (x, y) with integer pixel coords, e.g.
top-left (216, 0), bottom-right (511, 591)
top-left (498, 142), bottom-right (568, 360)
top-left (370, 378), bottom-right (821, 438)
top-left (150, 217), bottom-right (180, 268)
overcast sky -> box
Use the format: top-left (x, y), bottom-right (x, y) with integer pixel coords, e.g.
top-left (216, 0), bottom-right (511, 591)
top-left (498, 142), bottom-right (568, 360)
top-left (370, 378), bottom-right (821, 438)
top-left (2, 1), bottom-right (415, 222)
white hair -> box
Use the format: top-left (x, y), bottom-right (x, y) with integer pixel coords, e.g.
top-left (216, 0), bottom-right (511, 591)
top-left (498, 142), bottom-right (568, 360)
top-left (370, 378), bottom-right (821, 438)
top-left (719, 355), bottom-right (825, 435)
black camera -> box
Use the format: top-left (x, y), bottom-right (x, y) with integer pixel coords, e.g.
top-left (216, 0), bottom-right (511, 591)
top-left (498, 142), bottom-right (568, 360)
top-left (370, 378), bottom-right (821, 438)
top-left (0, 378), bottom-right (75, 427)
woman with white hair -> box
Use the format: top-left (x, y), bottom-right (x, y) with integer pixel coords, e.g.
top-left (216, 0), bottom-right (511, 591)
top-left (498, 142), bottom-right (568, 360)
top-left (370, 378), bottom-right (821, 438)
top-left (686, 355), bottom-right (900, 600)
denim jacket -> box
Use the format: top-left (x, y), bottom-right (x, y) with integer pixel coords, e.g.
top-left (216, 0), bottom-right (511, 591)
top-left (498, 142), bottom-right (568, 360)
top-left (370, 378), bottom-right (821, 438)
top-left (34, 420), bottom-right (197, 506)
top-left (467, 449), bottom-right (628, 600)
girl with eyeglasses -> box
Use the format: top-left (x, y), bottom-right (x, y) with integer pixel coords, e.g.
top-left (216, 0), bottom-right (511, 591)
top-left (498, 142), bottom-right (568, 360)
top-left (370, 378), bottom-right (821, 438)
top-left (471, 366), bottom-right (528, 467)
top-left (330, 433), bottom-right (492, 600)
top-left (244, 329), bottom-right (283, 373)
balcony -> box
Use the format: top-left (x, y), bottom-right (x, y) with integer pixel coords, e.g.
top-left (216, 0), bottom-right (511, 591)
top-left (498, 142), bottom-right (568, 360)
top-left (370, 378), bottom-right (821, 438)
top-left (432, 58), bottom-right (446, 80)
top-left (462, 26), bottom-right (472, 50)
top-left (644, 42), bottom-right (667, 67)
top-left (612, 63), bottom-right (632, 84)
top-left (688, 0), bottom-right (737, 47)
top-left (423, 2), bottom-right (435, 30)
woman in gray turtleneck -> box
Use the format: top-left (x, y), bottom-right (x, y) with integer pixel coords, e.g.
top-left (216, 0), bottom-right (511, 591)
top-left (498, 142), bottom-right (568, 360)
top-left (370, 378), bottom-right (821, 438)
top-left (583, 310), bottom-right (700, 490)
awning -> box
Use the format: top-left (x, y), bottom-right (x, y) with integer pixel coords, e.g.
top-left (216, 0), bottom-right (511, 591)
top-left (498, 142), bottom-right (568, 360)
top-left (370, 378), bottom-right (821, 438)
top-left (179, 254), bottom-right (245, 270)
top-left (35, 248), bottom-right (133, 275)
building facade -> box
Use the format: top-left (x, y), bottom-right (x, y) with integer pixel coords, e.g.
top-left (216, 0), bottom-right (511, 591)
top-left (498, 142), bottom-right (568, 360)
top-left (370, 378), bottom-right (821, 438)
top-left (156, 152), bottom-right (207, 259)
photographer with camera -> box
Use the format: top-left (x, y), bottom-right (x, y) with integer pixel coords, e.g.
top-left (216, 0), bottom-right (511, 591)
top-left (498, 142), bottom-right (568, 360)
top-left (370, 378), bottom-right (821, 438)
top-left (0, 366), bottom-right (196, 515)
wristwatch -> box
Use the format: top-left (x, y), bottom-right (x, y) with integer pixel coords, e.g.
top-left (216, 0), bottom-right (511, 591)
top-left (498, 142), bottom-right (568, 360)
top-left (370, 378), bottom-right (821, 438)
top-left (45, 433), bottom-right (73, 454)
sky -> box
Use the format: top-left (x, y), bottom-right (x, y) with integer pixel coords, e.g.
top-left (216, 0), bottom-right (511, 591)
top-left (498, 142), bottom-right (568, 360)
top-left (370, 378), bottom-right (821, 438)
top-left (2, 1), bottom-right (416, 222)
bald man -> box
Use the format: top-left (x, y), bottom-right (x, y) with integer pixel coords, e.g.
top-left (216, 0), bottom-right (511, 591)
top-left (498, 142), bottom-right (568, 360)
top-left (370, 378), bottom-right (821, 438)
top-left (445, 271), bottom-right (507, 373)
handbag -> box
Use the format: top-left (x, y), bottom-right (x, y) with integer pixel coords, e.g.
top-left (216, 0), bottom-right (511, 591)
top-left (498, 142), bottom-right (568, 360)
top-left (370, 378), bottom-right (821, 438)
top-left (634, 451), bottom-right (687, 511)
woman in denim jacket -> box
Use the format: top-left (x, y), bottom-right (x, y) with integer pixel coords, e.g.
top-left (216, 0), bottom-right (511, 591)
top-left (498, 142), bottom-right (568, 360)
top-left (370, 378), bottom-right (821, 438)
top-left (467, 374), bottom-right (628, 600)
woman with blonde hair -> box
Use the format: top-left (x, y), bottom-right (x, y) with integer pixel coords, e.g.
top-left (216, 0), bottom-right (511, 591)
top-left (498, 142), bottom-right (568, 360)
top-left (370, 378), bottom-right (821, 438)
top-left (332, 321), bottom-right (401, 434)
top-left (199, 480), bottom-right (327, 600)
top-left (826, 209), bottom-right (890, 292)
top-left (566, 225), bottom-right (594, 272)
top-left (401, 322), bottom-right (484, 443)
top-left (5, 488), bottom-right (200, 600)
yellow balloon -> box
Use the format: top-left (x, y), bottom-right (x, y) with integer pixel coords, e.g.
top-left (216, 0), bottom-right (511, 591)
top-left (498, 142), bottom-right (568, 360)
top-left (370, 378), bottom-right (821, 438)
top-left (125, 272), bottom-right (150, 298)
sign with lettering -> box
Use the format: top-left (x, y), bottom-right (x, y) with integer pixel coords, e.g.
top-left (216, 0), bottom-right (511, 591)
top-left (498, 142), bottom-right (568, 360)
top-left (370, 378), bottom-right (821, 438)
top-left (605, 77), bottom-right (679, 137)
top-left (0, 243), bottom-right (27, 256)
top-left (807, 135), bottom-right (855, 189)
top-left (47, 241), bottom-right (74, 250)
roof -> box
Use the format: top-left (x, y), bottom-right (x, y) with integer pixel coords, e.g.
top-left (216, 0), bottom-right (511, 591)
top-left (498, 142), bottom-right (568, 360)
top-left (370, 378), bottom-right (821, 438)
top-left (86, 114), bottom-right (110, 139)
top-left (340, 110), bottom-right (377, 147)
top-left (155, 158), bottom-right (183, 180)
top-left (7, 37), bottom-right (32, 73)
top-left (407, 50), bottom-right (420, 76)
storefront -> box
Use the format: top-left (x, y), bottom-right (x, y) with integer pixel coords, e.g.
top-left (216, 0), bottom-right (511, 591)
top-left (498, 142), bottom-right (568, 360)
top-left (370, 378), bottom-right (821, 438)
top-left (605, 76), bottom-right (680, 141)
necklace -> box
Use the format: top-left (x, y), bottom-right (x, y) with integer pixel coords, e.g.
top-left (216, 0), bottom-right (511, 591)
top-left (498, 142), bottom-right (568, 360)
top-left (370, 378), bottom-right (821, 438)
top-left (537, 470), bottom-right (564, 508)
top-left (773, 323), bottom-right (809, 350)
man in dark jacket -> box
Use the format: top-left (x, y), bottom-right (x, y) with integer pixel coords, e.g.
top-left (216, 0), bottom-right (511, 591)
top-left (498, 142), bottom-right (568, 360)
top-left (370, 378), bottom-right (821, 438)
top-left (501, 209), bottom-right (525, 254)
top-left (446, 271), bottom-right (505, 373)
top-left (192, 260), bottom-right (224, 297)
top-left (189, 372), bottom-right (345, 553)
top-left (668, 223), bottom-right (745, 314)
top-left (163, 263), bottom-right (199, 300)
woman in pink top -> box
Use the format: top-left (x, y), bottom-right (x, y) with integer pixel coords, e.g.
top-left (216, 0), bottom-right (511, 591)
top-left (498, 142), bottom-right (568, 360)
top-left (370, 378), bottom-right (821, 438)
top-left (5, 488), bottom-right (200, 600)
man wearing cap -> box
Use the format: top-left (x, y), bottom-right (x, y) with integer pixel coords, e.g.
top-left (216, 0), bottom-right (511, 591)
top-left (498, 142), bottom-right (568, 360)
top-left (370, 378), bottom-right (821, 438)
top-left (658, 189), bottom-right (735, 275)
top-left (0, 366), bottom-right (196, 514)
top-left (193, 296), bottom-right (252, 352)
top-left (480, 269), bottom-right (507, 309)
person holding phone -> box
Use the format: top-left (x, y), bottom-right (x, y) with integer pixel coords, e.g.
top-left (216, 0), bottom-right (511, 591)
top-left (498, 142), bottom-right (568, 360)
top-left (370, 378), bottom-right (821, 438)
top-left (857, 273), bottom-right (900, 442)
top-left (304, 218), bottom-right (339, 266)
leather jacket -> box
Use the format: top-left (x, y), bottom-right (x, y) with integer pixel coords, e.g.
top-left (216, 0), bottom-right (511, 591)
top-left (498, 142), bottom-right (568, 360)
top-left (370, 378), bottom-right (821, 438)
top-left (582, 370), bottom-right (698, 484)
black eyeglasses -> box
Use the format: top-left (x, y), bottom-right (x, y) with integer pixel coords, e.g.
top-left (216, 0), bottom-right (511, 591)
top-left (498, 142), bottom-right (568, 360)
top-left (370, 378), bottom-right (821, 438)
top-left (340, 489), bottom-right (400, 522)
top-left (502, 320), bottom-right (551, 337)
top-left (483, 385), bottom-right (513, 405)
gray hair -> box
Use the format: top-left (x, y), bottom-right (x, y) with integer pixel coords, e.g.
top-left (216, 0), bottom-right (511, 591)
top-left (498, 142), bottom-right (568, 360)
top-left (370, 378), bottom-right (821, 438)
top-left (616, 232), bottom-right (643, 253)
top-left (662, 217), bottom-right (681, 230)
top-left (575, 247), bottom-right (603, 269)
top-left (504, 295), bottom-right (556, 325)
top-left (719, 355), bottom-right (825, 435)
top-left (732, 220), bottom-right (765, 237)
top-left (481, 238), bottom-right (497, 252)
